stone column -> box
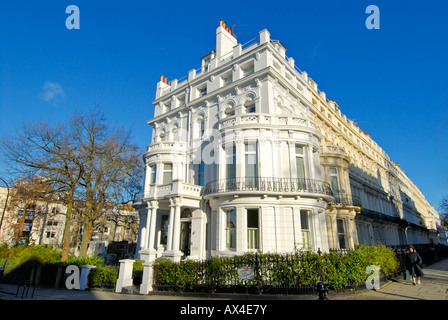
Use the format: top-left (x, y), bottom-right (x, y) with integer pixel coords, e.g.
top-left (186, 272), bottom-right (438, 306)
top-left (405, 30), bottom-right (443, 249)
top-left (139, 261), bottom-right (154, 295)
top-left (138, 209), bottom-right (148, 250)
top-left (115, 259), bottom-right (135, 293)
top-left (139, 201), bottom-right (159, 263)
top-left (80, 265), bottom-right (96, 290)
top-left (147, 200), bottom-right (159, 254)
top-left (171, 197), bottom-right (182, 254)
top-left (166, 198), bottom-right (175, 251)
top-left (190, 208), bottom-right (206, 260)
top-left (165, 197), bottom-right (183, 262)
top-left (325, 209), bottom-right (337, 250)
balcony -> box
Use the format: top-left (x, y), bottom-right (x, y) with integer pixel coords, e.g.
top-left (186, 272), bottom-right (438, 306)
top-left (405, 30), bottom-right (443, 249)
top-left (202, 176), bottom-right (332, 199)
top-left (145, 141), bottom-right (187, 156)
top-left (133, 180), bottom-right (203, 204)
top-left (219, 113), bottom-right (318, 131)
top-left (331, 193), bottom-right (362, 207)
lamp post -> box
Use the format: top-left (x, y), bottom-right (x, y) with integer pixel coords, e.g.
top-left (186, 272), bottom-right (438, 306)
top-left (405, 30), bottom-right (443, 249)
top-left (0, 177), bottom-right (10, 234)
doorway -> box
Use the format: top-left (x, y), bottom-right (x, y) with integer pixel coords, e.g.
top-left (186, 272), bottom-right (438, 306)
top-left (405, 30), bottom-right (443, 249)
top-left (180, 208), bottom-right (192, 257)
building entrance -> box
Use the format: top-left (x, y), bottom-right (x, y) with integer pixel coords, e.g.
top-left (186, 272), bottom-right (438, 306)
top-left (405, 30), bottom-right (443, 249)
top-left (180, 208), bottom-right (192, 257)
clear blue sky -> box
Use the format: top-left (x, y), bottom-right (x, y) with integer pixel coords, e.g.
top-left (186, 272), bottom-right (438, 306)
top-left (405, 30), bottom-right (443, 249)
top-left (0, 0), bottom-right (447, 210)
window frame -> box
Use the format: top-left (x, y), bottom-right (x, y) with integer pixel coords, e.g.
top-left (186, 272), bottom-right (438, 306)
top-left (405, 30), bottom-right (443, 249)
top-left (225, 209), bottom-right (237, 250)
top-left (295, 145), bottom-right (306, 181)
top-left (247, 209), bottom-right (259, 250)
top-left (300, 209), bottom-right (311, 249)
top-left (329, 167), bottom-right (341, 201)
top-left (337, 219), bottom-right (347, 249)
top-left (162, 163), bottom-right (173, 185)
top-left (241, 62), bottom-right (255, 78)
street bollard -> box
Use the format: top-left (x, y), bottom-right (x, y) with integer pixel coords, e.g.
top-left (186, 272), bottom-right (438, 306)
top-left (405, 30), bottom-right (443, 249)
top-left (315, 281), bottom-right (329, 300)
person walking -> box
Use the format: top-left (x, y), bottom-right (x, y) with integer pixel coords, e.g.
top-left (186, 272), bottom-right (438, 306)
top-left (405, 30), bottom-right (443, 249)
top-left (406, 245), bottom-right (424, 285)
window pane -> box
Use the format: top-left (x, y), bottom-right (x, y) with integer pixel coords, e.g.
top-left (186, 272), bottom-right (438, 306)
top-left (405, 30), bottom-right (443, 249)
top-left (245, 142), bottom-right (256, 153)
top-left (226, 209), bottom-right (236, 228)
top-left (246, 103), bottom-right (255, 113)
top-left (337, 220), bottom-right (346, 249)
top-left (163, 164), bottom-right (172, 184)
top-left (330, 175), bottom-right (340, 194)
top-left (302, 231), bottom-right (310, 249)
top-left (200, 120), bottom-right (205, 136)
top-left (245, 142), bottom-right (257, 181)
top-left (247, 229), bottom-right (259, 250)
top-left (295, 146), bottom-right (303, 155)
top-left (222, 75), bottom-right (232, 86)
top-left (226, 209), bottom-right (236, 249)
top-left (160, 215), bottom-right (169, 245)
top-left (245, 154), bottom-right (257, 176)
top-left (337, 219), bottom-right (345, 234)
top-left (243, 64), bottom-right (254, 77)
top-left (247, 209), bottom-right (259, 250)
top-left (338, 235), bottom-right (346, 249)
top-left (296, 157), bottom-right (305, 180)
top-left (226, 146), bottom-right (236, 180)
top-left (150, 166), bottom-right (157, 184)
top-left (226, 229), bottom-right (236, 249)
top-left (247, 209), bottom-right (258, 228)
top-left (300, 210), bottom-right (309, 230)
top-left (199, 162), bottom-right (205, 186)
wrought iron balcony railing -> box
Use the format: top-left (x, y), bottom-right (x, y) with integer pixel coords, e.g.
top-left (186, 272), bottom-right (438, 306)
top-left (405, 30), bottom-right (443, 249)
top-left (331, 193), bottom-right (362, 207)
top-left (202, 176), bottom-right (332, 196)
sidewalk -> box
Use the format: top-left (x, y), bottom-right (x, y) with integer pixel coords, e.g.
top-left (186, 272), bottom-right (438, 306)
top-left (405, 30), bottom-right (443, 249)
top-left (1, 258), bottom-right (447, 301)
top-left (331, 258), bottom-right (448, 300)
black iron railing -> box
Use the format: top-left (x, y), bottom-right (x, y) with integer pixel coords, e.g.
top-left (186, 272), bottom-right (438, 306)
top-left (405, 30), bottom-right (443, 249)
top-left (331, 193), bottom-right (362, 207)
top-left (202, 176), bottom-right (332, 196)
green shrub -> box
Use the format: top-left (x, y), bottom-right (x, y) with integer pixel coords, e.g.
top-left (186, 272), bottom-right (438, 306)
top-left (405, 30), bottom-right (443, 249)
top-left (152, 245), bottom-right (400, 292)
top-left (0, 245), bottom-right (63, 284)
top-left (0, 244), bottom-right (107, 285)
top-left (62, 255), bottom-right (105, 267)
top-left (132, 259), bottom-right (144, 285)
top-left (88, 265), bottom-right (118, 289)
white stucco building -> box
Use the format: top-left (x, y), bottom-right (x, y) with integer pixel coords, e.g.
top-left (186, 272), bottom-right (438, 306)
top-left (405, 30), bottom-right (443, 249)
top-left (134, 21), bottom-right (444, 263)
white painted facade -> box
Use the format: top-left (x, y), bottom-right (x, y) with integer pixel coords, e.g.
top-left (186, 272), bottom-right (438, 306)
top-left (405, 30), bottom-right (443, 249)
top-left (135, 21), bottom-right (444, 263)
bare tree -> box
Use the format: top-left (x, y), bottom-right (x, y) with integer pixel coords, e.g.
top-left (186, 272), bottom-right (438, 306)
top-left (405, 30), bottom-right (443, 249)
top-left (1, 106), bottom-right (143, 258)
top-left (1, 121), bottom-right (82, 259)
top-left (69, 108), bottom-right (142, 256)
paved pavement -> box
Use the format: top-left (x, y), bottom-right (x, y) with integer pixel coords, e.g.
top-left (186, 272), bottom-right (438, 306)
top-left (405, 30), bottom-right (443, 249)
top-left (330, 257), bottom-right (448, 300)
top-left (1, 258), bottom-right (447, 301)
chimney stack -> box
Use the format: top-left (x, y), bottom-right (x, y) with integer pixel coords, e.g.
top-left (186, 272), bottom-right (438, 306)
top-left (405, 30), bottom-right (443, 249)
top-left (216, 19), bottom-right (237, 60)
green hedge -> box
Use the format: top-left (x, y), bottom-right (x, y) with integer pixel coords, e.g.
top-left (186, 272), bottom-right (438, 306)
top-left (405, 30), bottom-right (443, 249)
top-left (88, 266), bottom-right (118, 289)
top-left (153, 245), bottom-right (399, 292)
top-left (0, 244), bottom-right (111, 287)
top-left (0, 244), bottom-right (399, 292)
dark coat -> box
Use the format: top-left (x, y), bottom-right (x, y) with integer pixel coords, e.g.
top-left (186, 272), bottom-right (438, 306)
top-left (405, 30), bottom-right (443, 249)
top-left (406, 251), bottom-right (424, 277)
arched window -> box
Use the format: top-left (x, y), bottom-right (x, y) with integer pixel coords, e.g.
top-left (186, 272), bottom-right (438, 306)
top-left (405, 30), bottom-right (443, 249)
top-left (243, 93), bottom-right (256, 113)
top-left (225, 107), bottom-right (235, 117)
top-left (181, 208), bottom-right (192, 219)
top-left (159, 129), bottom-right (167, 142)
